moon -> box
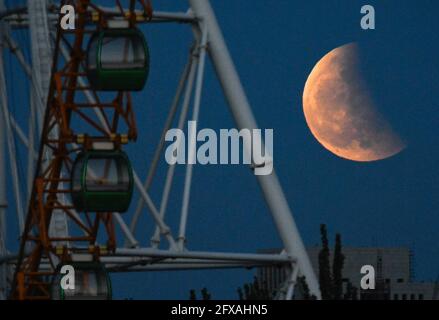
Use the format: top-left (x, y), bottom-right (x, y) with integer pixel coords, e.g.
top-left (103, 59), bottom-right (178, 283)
top-left (302, 43), bottom-right (405, 162)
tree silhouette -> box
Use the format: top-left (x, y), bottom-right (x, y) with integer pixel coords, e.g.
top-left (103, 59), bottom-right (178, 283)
top-left (237, 276), bottom-right (272, 300)
top-left (318, 224), bottom-right (358, 300)
top-left (296, 276), bottom-right (317, 300)
top-left (188, 288), bottom-right (212, 300)
top-left (332, 233), bottom-right (345, 300)
top-left (318, 224), bottom-right (333, 299)
top-left (201, 287), bottom-right (211, 300)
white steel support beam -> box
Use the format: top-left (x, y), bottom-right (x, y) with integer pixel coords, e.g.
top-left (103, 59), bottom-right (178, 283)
top-left (150, 52), bottom-right (198, 249)
top-left (128, 53), bottom-right (193, 245)
top-left (27, 0), bottom-right (52, 110)
top-left (116, 248), bottom-right (294, 263)
top-left (0, 27), bottom-right (24, 234)
top-left (4, 31), bottom-right (46, 115)
top-left (114, 213), bottom-right (138, 248)
top-left (188, 0), bottom-right (321, 299)
top-left (178, 22), bottom-right (208, 249)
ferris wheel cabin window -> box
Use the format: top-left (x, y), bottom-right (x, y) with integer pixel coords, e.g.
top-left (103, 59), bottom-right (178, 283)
top-left (86, 28), bottom-right (150, 91)
top-left (85, 157), bottom-right (130, 192)
top-left (70, 150), bottom-right (134, 213)
top-left (100, 35), bottom-right (146, 69)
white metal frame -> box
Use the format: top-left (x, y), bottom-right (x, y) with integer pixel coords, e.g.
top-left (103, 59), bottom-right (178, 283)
top-left (0, 0), bottom-right (321, 299)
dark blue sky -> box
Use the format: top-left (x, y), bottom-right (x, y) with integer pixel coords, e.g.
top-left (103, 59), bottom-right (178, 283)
top-left (4, 0), bottom-right (439, 299)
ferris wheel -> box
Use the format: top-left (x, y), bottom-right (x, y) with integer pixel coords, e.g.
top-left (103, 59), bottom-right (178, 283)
top-left (0, 0), bottom-right (320, 300)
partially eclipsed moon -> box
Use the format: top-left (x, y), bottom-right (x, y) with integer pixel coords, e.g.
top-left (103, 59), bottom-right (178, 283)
top-left (302, 43), bottom-right (405, 162)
